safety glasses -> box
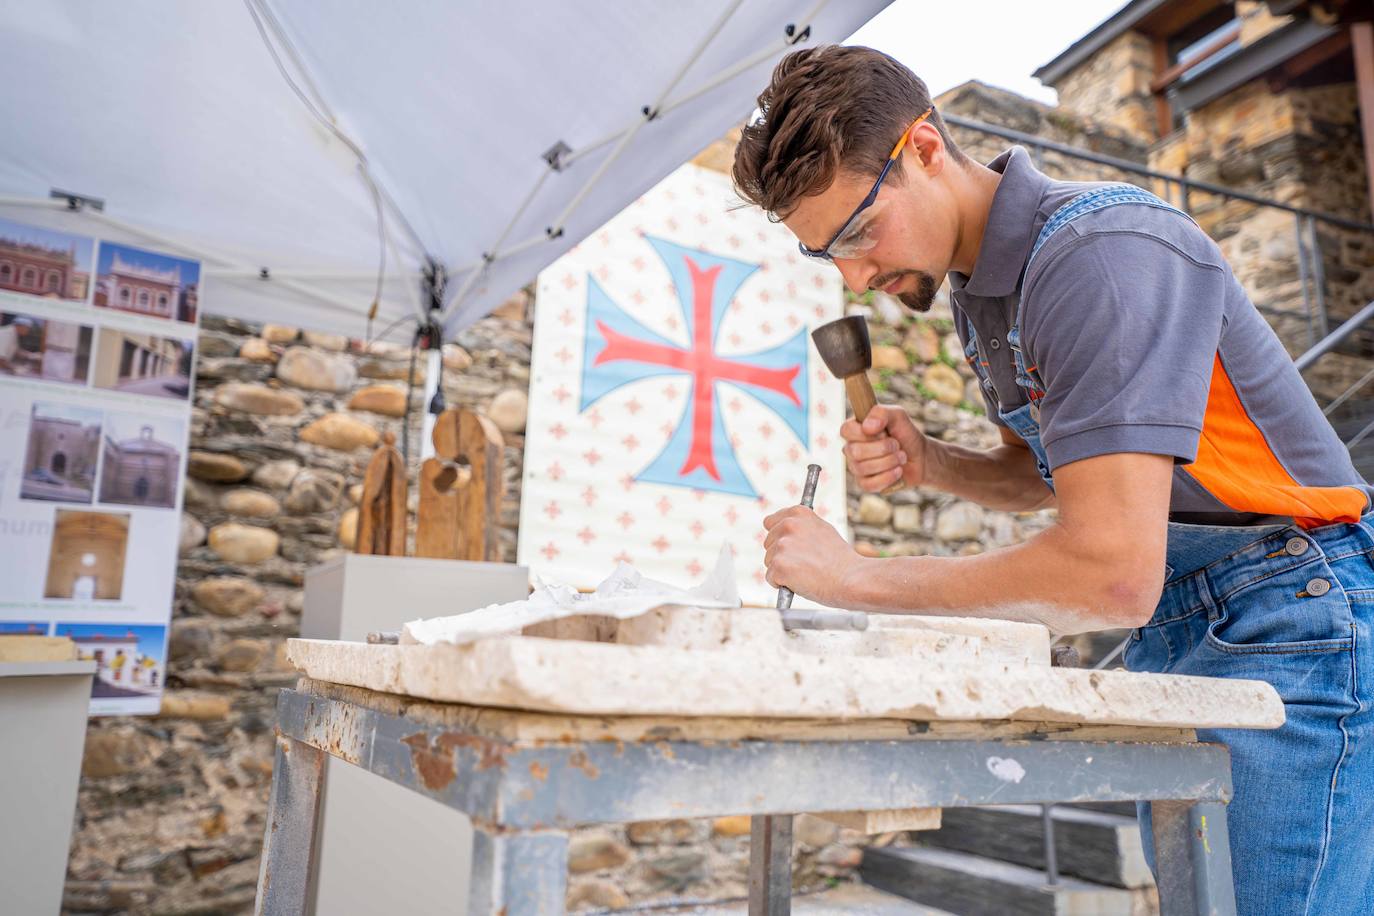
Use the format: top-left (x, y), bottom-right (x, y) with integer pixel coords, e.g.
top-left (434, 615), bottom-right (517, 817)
top-left (798, 106), bottom-right (934, 262)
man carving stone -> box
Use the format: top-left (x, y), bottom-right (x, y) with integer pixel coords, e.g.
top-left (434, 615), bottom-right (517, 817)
top-left (740, 45), bottom-right (1373, 913)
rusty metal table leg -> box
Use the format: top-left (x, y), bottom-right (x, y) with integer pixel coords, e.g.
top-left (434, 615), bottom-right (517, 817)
top-left (748, 814), bottom-right (793, 915)
top-left (1151, 800), bottom-right (1237, 916)
top-left (468, 825), bottom-right (568, 915)
top-left (255, 736), bottom-right (325, 916)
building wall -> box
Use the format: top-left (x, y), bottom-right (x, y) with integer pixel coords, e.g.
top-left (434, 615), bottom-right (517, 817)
top-left (24, 416), bottom-right (98, 483)
top-left (43, 511), bottom-right (128, 601)
top-left (100, 437), bottom-right (179, 507)
top-left (0, 242), bottom-right (73, 297)
top-left (1051, 31), bottom-right (1159, 144)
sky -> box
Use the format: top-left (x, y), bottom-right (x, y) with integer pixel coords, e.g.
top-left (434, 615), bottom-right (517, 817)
top-left (845, 0), bottom-right (1128, 105)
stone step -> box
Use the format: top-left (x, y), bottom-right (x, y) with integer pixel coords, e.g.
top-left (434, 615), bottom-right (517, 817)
top-left (921, 805), bottom-right (1153, 889)
top-left (657, 881), bottom-right (955, 914)
top-left (861, 845), bottom-right (1136, 916)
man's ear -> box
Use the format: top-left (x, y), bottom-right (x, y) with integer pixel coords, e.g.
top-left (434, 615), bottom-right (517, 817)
top-left (906, 123), bottom-right (946, 179)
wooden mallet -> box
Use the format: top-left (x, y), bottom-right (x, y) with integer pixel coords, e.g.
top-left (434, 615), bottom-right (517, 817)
top-left (812, 315), bottom-right (904, 495)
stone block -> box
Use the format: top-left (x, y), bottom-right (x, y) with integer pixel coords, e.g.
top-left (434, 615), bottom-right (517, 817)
top-left (644, 850), bottom-right (706, 889)
top-left (261, 324), bottom-right (299, 344)
top-left (794, 813), bottom-right (840, 848)
top-left (892, 504), bottom-right (923, 533)
top-left (935, 501), bottom-right (985, 541)
top-left (179, 513), bottom-right (206, 554)
top-left (187, 451), bottom-right (248, 483)
top-left (302, 330), bottom-right (348, 352)
top-left (192, 577), bottom-right (265, 616)
top-left (216, 639), bottom-right (267, 673)
top-left (627, 819), bottom-right (698, 846)
top-left (922, 363), bottom-right (965, 406)
top-left (207, 523), bottom-right (280, 564)
top-left (238, 338), bottom-right (275, 362)
top-left (214, 383), bottom-right (303, 416)
top-left (300, 413), bottom-right (379, 452)
top-left (567, 879), bottom-right (629, 910)
top-left (712, 816), bottom-right (752, 837)
top-left (252, 459), bottom-right (301, 490)
top-left (337, 507), bottom-right (358, 549)
top-left (568, 832), bottom-right (631, 873)
top-left (276, 346), bottom-right (356, 392)
top-left (82, 730), bottom-right (153, 778)
top-left (158, 692), bottom-right (232, 720)
top-left (220, 489), bottom-right (281, 518)
top-left (347, 384), bottom-right (407, 417)
top-left (284, 468), bottom-right (345, 514)
top-left (857, 494), bottom-right (893, 526)
top-left (488, 388), bottom-right (527, 434)
top-left (443, 343), bottom-right (473, 372)
top-left (871, 345), bottom-right (909, 372)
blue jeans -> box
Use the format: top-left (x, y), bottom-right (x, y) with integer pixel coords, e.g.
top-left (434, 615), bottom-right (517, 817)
top-left (1126, 515), bottom-right (1374, 915)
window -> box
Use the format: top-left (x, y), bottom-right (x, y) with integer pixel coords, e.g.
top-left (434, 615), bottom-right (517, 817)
top-left (137, 290), bottom-right (150, 309)
top-left (1168, 7), bottom-right (1240, 83)
top-left (20, 267), bottom-right (36, 289)
top-left (119, 286), bottom-right (131, 303)
top-left (157, 293), bottom-right (168, 312)
top-left (0, 262), bottom-right (11, 282)
top-left (46, 270), bottom-right (61, 292)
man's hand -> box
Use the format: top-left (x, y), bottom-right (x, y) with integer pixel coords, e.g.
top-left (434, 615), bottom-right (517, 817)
top-left (762, 506), bottom-right (864, 607)
top-left (840, 406), bottom-right (927, 492)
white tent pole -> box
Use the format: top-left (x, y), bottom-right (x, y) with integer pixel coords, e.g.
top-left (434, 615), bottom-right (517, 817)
top-left (563, 0), bottom-right (831, 170)
top-left (438, 165), bottom-right (554, 314)
top-left (543, 0), bottom-right (745, 242)
top-left (420, 348), bottom-right (442, 460)
top-left (203, 267), bottom-right (424, 282)
top-left (87, 208), bottom-right (387, 321)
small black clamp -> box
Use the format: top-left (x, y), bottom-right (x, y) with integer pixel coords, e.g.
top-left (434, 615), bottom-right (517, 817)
top-left (784, 22), bottom-right (811, 44)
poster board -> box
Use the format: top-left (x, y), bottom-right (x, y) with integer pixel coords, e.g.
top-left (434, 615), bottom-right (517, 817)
top-left (0, 215), bottom-right (198, 715)
top-left (519, 163), bottom-right (847, 606)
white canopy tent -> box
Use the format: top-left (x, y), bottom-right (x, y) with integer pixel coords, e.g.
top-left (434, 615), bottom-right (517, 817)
top-left (0, 0), bottom-right (890, 343)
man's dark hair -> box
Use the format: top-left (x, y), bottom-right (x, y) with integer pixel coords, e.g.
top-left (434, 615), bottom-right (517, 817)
top-left (732, 45), bottom-right (966, 220)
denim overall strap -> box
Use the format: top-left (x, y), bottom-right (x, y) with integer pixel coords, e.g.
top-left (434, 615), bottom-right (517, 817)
top-left (961, 184), bottom-right (1186, 492)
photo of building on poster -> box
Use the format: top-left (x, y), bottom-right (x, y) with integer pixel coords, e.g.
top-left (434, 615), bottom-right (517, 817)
top-left (93, 241), bottom-right (199, 324)
top-left (55, 622), bottom-right (167, 704)
top-left (0, 216), bottom-right (94, 304)
top-left (98, 411), bottom-right (184, 509)
top-left (0, 309), bottom-right (93, 386)
top-left (91, 328), bottom-right (194, 401)
top-left (21, 401), bottom-right (102, 504)
top-left (43, 509), bottom-right (131, 602)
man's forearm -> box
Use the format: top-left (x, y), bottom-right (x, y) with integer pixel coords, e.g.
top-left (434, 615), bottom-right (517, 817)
top-left (921, 437), bottom-right (1056, 512)
top-left (838, 520), bottom-right (1160, 635)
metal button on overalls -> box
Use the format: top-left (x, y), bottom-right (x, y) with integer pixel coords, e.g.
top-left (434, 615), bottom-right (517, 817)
top-left (1306, 577), bottom-right (1331, 597)
top-left (988, 337), bottom-right (1001, 350)
top-left (1285, 536), bottom-right (1310, 556)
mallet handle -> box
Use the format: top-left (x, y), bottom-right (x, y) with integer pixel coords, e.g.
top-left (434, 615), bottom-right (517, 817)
top-left (844, 374), bottom-right (903, 496)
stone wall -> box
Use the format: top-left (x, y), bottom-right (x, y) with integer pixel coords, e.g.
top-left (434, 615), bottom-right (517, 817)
top-left (63, 301), bottom-right (532, 915)
top-left (1050, 31), bottom-right (1159, 144)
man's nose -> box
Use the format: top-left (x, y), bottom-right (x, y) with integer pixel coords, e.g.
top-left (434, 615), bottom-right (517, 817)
top-left (833, 258), bottom-right (875, 296)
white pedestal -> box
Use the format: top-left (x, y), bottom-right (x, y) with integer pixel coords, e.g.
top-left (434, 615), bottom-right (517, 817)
top-left (0, 660), bottom-right (96, 915)
top-left (301, 554), bottom-right (528, 916)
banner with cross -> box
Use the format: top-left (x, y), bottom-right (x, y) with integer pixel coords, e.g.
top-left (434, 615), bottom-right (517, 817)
top-left (518, 162), bottom-right (847, 606)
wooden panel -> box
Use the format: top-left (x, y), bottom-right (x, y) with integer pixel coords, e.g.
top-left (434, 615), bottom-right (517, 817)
top-left (415, 408), bottom-right (504, 561)
top-left (354, 432), bottom-right (407, 556)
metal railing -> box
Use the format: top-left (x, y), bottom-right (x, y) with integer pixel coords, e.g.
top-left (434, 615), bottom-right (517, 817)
top-left (1296, 299), bottom-right (1374, 458)
top-left (943, 113), bottom-right (1374, 350)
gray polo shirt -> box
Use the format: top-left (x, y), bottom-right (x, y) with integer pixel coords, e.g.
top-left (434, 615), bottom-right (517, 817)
top-left (950, 147), bottom-right (1371, 527)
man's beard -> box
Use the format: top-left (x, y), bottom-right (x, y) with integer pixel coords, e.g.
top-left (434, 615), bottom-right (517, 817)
top-left (871, 270), bottom-right (938, 313)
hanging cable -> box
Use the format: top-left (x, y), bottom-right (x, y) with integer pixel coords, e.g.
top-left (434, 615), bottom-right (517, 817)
top-left (243, 0), bottom-right (426, 331)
